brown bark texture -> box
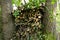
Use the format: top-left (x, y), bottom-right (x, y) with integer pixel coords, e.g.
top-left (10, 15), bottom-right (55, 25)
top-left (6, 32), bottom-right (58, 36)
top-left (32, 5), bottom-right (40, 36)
top-left (43, 0), bottom-right (57, 37)
top-left (1, 0), bottom-right (15, 40)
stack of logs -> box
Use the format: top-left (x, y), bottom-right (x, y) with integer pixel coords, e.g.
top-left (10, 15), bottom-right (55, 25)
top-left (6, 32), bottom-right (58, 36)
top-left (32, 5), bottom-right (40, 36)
top-left (12, 6), bottom-right (45, 40)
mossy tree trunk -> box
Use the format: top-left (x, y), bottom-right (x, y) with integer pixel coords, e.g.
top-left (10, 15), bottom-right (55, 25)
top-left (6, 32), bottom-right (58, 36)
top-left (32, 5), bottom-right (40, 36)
top-left (43, 0), bottom-right (57, 38)
top-left (0, 3), bottom-right (3, 40)
top-left (1, 0), bottom-right (15, 40)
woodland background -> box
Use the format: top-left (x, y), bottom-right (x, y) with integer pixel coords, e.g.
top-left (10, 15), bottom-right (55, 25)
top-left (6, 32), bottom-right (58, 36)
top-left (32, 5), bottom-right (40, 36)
top-left (0, 0), bottom-right (60, 40)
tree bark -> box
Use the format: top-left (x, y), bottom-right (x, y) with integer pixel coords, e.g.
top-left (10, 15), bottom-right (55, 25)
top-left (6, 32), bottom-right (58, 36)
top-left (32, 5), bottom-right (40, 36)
top-left (0, 0), bottom-right (1, 5)
top-left (1, 0), bottom-right (15, 40)
top-left (43, 0), bottom-right (57, 36)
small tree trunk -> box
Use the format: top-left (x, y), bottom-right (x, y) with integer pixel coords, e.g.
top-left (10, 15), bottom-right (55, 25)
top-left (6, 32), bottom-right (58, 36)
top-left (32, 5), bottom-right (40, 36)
top-left (1, 0), bottom-right (15, 40)
top-left (43, 0), bottom-right (57, 36)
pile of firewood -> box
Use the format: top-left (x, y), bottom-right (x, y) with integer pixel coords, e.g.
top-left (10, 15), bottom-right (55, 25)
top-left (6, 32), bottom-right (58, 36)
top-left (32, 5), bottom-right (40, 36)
top-left (11, 6), bottom-right (46, 40)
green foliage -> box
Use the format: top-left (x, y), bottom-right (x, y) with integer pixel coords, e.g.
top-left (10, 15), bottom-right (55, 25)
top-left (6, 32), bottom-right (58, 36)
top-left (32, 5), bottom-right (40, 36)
top-left (12, 0), bottom-right (21, 6)
top-left (12, 0), bottom-right (46, 9)
top-left (45, 33), bottom-right (56, 40)
top-left (13, 10), bottom-right (19, 17)
top-left (51, 0), bottom-right (56, 5)
top-left (25, 0), bottom-right (46, 8)
top-left (39, 0), bottom-right (46, 3)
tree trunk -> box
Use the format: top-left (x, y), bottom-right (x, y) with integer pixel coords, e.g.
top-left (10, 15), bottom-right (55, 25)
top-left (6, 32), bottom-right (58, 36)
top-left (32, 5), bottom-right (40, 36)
top-left (0, 0), bottom-right (1, 5)
top-left (1, 0), bottom-right (15, 40)
top-left (43, 0), bottom-right (57, 36)
top-left (0, 3), bottom-right (3, 40)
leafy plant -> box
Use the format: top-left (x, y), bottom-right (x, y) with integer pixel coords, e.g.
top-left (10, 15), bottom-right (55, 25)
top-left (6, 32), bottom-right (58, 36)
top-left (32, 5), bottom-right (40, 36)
top-left (45, 33), bottom-right (56, 40)
top-left (12, 0), bottom-right (21, 6)
top-left (51, 0), bottom-right (57, 5)
top-left (13, 10), bottom-right (19, 17)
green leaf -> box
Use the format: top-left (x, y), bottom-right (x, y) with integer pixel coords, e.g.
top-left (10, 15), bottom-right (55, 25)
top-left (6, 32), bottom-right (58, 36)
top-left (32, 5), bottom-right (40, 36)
top-left (29, 0), bottom-right (32, 2)
top-left (51, 0), bottom-right (56, 5)
top-left (12, 0), bottom-right (21, 6)
top-left (39, 0), bottom-right (46, 3)
top-left (13, 10), bottom-right (19, 17)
